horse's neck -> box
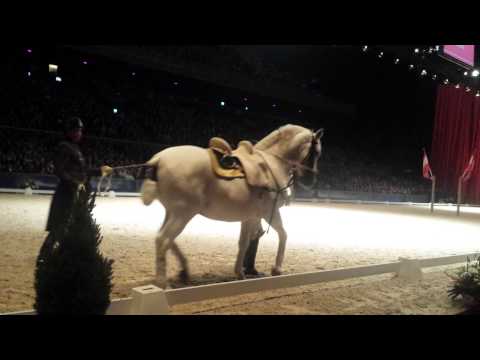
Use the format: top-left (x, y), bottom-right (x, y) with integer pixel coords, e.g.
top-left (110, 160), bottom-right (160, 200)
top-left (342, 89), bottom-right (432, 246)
top-left (257, 129), bottom-right (292, 157)
top-left (256, 126), bottom-right (307, 163)
top-left (257, 142), bottom-right (298, 180)
top-left (261, 139), bottom-right (301, 163)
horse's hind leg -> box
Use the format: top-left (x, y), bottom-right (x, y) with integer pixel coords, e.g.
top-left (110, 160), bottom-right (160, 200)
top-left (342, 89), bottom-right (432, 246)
top-left (155, 212), bottom-right (192, 288)
top-left (170, 242), bottom-right (190, 283)
top-left (265, 209), bottom-right (287, 276)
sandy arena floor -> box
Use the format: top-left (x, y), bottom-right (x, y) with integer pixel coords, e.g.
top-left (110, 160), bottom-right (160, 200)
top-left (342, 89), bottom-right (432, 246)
top-left (1, 193), bottom-right (479, 314)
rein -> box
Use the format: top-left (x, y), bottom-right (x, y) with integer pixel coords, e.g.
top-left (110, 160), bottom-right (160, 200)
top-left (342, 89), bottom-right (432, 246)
top-left (97, 163), bottom-right (149, 194)
top-left (264, 173), bottom-right (295, 234)
top-left (260, 131), bottom-right (320, 233)
top-left (262, 150), bottom-right (318, 175)
top-left (96, 131), bottom-right (320, 196)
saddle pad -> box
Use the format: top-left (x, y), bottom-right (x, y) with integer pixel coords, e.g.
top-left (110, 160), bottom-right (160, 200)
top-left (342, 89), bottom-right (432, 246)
top-left (232, 146), bottom-right (274, 189)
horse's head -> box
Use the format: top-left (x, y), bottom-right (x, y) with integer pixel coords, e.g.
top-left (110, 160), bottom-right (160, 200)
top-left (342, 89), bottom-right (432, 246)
top-left (255, 124), bottom-right (324, 180)
top-left (293, 127), bottom-right (324, 177)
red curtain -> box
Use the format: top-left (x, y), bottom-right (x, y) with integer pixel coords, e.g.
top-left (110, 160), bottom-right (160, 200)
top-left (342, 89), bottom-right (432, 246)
top-left (431, 84), bottom-right (480, 203)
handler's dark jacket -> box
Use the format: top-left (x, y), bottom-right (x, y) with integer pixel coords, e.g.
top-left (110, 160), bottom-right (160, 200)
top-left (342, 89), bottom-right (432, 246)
top-left (45, 140), bottom-right (101, 232)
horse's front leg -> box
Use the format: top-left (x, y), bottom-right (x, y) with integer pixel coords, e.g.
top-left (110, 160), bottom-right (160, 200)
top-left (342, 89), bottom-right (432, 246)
top-left (266, 209), bottom-right (287, 276)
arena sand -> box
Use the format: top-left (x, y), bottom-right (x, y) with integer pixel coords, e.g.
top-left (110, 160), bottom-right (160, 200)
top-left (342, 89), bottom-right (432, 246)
top-left (1, 194), bottom-right (478, 314)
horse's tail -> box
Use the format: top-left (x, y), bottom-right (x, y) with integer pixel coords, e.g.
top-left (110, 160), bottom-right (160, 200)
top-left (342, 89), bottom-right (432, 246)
top-left (141, 155), bottom-right (162, 206)
top-left (141, 178), bottom-right (157, 206)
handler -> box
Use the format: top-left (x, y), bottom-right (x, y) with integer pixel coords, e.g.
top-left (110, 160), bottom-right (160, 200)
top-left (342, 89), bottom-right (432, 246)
top-left (243, 222), bottom-right (265, 276)
top-left (45, 117), bottom-right (113, 232)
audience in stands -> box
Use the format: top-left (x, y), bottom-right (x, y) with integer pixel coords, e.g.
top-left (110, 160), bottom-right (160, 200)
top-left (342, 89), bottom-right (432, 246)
top-left (0, 47), bottom-right (427, 196)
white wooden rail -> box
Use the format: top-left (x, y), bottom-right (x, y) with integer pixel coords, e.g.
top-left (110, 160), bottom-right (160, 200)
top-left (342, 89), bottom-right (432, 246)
top-left (165, 262), bottom-right (400, 307)
top-left (6, 188), bottom-right (480, 212)
top-left (3, 252), bottom-right (478, 315)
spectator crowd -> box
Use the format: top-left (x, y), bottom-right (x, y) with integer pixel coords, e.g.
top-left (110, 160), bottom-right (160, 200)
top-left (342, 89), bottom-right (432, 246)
top-left (0, 47), bottom-right (429, 195)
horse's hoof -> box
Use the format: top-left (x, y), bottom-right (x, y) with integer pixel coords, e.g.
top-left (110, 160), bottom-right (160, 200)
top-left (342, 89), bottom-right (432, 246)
top-left (236, 271), bottom-right (246, 280)
top-left (178, 270), bottom-right (190, 283)
top-left (271, 267), bottom-right (282, 276)
top-left (154, 278), bottom-right (168, 289)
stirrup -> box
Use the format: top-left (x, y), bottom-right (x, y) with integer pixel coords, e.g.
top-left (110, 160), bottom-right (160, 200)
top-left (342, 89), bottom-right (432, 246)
top-left (219, 155), bottom-right (239, 169)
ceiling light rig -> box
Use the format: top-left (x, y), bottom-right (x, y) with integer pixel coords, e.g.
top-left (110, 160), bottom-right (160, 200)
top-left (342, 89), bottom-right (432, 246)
top-left (359, 45), bottom-right (479, 95)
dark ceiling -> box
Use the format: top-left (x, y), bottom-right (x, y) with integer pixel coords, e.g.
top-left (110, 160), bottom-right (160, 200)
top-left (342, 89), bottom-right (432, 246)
top-left (232, 44), bottom-right (478, 79)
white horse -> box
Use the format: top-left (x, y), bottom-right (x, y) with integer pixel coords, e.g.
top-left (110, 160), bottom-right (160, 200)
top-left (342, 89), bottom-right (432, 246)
top-left (141, 124), bottom-right (323, 287)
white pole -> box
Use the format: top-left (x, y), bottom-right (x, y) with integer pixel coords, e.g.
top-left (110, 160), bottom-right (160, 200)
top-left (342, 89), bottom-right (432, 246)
top-left (457, 178), bottom-right (462, 217)
top-left (430, 176), bottom-right (436, 213)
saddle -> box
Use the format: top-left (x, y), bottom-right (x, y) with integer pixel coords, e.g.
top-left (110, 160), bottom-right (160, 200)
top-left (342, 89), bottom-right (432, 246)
top-left (208, 137), bottom-right (278, 189)
top-left (208, 137), bottom-right (245, 179)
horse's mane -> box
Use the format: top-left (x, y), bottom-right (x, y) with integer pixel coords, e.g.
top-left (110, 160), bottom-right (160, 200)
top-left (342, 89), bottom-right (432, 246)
top-left (255, 124), bottom-right (308, 151)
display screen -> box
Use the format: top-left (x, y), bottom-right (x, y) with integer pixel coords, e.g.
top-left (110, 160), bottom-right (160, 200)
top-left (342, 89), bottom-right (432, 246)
top-left (443, 45), bottom-right (475, 67)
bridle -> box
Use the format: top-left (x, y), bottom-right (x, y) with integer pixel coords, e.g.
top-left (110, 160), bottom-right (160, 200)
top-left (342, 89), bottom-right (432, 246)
top-left (296, 130), bottom-right (321, 191)
top-left (261, 129), bottom-right (321, 193)
top-left (261, 129), bottom-right (321, 233)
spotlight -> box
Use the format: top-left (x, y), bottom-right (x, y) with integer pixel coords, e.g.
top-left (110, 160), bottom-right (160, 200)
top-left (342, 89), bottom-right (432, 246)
top-left (49, 64), bottom-right (58, 73)
top-left (394, 58), bottom-right (400, 64)
top-left (220, 101), bottom-right (225, 107)
top-left (466, 87), bottom-right (471, 92)
top-left (173, 81), bottom-right (178, 86)
top-left (435, 46), bottom-right (440, 51)
top-left (272, 104), bottom-right (277, 108)
top-left (444, 79), bottom-right (449, 84)
top-left (82, 61), bottom-right (88, 65)
top-left (414, 48), bottom-right (419, 53)
top-left (455, 84), bottom-right (460, 89)
top-left (132, 72), bottom-right (136, 76)
top-left (421, 69), bottom-right (427, 76)
top-left (26, 49), bottom-right (32, 54)
top-left (409, 64), bottom-right (415, 70)
top-left (27, 71), bottom-right (31, 77)
top-left (464, 71), bottom-right (468, 76)
top-left (362, 45), bottom-right (368, 52)
top-left (113, 108), bottom-right (118, 114)
top-left (472, 70), bottom-right (479, 77)
top-left (476, 91), bottom-right (480, 97)
top-left (245, 106), bottom-right (249, 111)
top-left (298, 109), bottom-right (302, 113)
top-left (244, 97), bottom-right (248, 101)
top-left (55, 76), bottom-right (62, 82)
top-left (378, 52), bottom-right (383, 58)
top-left (432, 74), bottom-right (437, 80)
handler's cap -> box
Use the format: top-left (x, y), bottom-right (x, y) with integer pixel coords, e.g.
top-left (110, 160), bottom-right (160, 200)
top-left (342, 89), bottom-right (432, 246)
top-left (63, 116), bottom-right (84, 132)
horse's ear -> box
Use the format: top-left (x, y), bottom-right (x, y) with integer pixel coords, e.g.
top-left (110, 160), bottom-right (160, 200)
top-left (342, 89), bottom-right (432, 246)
top-left (314, 128), bottom-right (324, 140)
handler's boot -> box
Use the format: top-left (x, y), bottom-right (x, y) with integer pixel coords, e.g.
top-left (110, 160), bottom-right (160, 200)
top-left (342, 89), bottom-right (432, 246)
top-left (243, 232), bottom-right (265, 276)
